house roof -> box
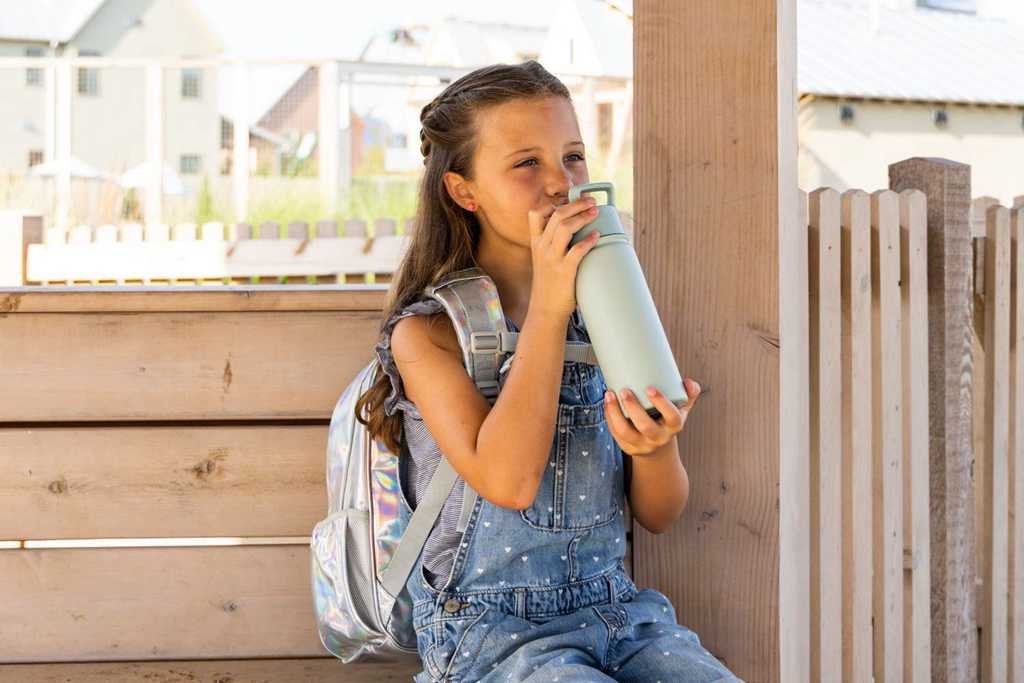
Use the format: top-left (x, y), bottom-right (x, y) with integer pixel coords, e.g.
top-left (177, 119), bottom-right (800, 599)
top-left (0, 0), bottom-right (105, 43)
top-left (424, 19), bottom-right (547, 66)
top-left (799, 0), bottom-right (1024, 105)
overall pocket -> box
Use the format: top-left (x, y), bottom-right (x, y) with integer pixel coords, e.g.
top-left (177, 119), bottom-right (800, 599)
top-left (423, 606), bottom-right (494, 682)
top-left (520, 397), bottom-right (623, 531)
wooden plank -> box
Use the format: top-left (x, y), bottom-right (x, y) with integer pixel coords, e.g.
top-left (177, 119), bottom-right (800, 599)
top-left (840, 189), bottom-right (873, 683)
top-left (634, 2), bottom-right (795, 679)
top-left (0, 658), bottom-right (421, 682)
top-left (890, 157), bottom-right (977, 683)
top-left (807, 188), bottom-right (842, 683)
top-left (23, 235), bottom-right (408, 282)
top-left (899, 189), bottom-right (932, 683)
top-left (871, 189), bottom-right (903, 683)
top-left (0, 286), bottom-right (387, 313)
top-left (0, 309), bottom-right (380, 422)
top-left (981, 204), bottom-right (1010, 683)
top-left (0, 545), bottom-right (358, 661)
top-left (0, 425), bottom-right (327, 540)
top-left (1011, 207), bottom-right (1024, 683)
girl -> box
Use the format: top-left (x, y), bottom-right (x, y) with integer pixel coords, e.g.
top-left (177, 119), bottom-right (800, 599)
top-left (356, 61), bottom-right (741, 683)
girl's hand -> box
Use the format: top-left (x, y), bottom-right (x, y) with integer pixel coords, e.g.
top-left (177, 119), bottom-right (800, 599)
top-left (604, 378), bottom-right (703, 457)
top-left (526, 195), bottom-right (602, 320)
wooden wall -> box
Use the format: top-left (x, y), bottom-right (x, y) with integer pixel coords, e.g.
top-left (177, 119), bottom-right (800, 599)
top-left (0, 286), bottom-right (421, 680)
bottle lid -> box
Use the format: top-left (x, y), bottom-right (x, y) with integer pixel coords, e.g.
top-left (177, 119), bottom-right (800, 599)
top-left (567, 181), bottom-right (625, 247)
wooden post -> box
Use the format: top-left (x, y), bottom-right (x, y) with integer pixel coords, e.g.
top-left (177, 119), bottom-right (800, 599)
top-left (889, 157), bottom-right (977, 683)
top-left (145, 64), bottom-right (164, 228)
top-left (318, 61), bottom-right (340, 217)
top-left (232, 62), bottom-right (249, 223)
top-left (55, 59), bottom-right (72, 230)
top-left (0, 211), bottom-right (43, 286)
top-left (634, 2), bottom-right (797, 681)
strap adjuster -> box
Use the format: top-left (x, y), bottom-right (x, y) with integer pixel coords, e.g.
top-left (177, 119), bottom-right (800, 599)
top-left (469, 331), bottom-right (500, 353)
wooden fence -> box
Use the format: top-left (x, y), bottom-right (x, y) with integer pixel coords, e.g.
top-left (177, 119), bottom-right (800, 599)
top-left (0, 210), bottom-right (635, 286)
top-left (794, 157), bottom-right (1023, 682)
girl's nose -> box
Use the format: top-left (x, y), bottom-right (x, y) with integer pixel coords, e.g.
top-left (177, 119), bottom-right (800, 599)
top-left (548, 179), bottom-right (573, 201)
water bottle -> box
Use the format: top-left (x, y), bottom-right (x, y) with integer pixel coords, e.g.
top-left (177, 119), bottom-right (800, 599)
top-left (568, 181), bottom-right (688, 421)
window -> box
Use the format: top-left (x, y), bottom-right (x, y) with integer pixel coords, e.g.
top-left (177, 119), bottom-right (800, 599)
top-left (77, 49), bottom-right (100, 95)
top-left (220, 118), bottom-right (233, 149)
top-left (918, 0), bottom-right (976, 12)
top-left (28, 150), bottom-right (44, 167)
top-left (25, 46), bottom-right (43, 86)
top-left (181, 68), bottom-right (201, 98)
top-left (180, 154), bottom-right (202, 174)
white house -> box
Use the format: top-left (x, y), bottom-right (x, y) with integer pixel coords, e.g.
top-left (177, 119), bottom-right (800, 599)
top-left (0, 0), bottom-right (223, 179)
top-left (798, 0), bottom-right (1024, 206)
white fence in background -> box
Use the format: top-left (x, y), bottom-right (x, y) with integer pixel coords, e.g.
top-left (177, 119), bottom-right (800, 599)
top-left (1, 210), bottom-right (635, 285)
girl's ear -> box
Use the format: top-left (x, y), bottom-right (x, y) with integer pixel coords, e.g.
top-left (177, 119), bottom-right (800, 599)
top-left (442, 170), bottom-right (476, 212)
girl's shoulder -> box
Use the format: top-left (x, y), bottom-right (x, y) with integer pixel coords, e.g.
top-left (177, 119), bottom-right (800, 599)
top-left (375, 296), bottom-right (458, 418)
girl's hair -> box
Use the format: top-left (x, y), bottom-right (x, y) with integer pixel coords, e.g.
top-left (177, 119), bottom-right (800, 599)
top-left (354, 60), bottom-right (573, 454)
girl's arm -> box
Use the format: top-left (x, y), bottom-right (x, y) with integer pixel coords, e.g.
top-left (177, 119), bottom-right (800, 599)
top-left (623, 440), bottom-right (689, 534)
top-left (607, 380), bottom-right (703, 533)
top-left (392, 306), bottom-right (570, 511)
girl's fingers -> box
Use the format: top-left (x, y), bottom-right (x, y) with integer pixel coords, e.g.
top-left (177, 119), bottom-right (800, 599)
top-left (528, 204), bottom-right (557, 245)
top-left (568, 229), bottom-right (601, 264)
top-left (646, 387), bottom-right (684, 430)
top-left (604, 391), bottom-right (643, 451)
top-left (617, 388), bottom-right (663, 440)
top-left (550, 200), bottom-right (598, 255)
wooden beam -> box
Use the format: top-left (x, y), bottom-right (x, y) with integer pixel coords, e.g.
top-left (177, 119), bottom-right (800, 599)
top-left (318, 62), bottom-right (340, 216)
top-left (634, 1), bottom-right (796, 680)
top-left (144, 64), bottom-right (163, 228)
top-left (232, 62), bottom-right (249, 223)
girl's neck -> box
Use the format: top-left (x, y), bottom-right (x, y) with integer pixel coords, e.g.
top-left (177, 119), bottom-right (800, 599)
top-left (474, 232), bottom-right (533, 329)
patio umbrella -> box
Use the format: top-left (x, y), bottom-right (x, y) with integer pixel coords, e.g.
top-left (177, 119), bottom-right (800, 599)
top-left (29, 155), bottom-right (114, 180)
top-left (118, 161), bottom-right (187, 195)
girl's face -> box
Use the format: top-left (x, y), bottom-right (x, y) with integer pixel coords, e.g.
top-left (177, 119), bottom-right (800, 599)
top-left (444, 95), bottom-right (590, 248)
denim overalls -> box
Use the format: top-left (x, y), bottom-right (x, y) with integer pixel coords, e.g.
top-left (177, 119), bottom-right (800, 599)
top-left (403, 336), bottom-right (743, 682)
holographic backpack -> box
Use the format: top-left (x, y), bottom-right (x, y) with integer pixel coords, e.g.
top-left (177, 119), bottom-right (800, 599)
top-left (309, 266), bottom-right (597, 663)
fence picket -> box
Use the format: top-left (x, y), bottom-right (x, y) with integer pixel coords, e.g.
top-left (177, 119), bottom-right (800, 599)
top-left (841, 189), bottom-right (874, 683)
top-left (982, 205), bottom-right (1010, 683)
top-left (809, 188), bottom-right (843, 683)
top-left (871, 189), bottom-right (904, 683)
top-left (899, 189), bottom-right (931, 683)
top-left (1011, 207), bottom-right (1024, 683)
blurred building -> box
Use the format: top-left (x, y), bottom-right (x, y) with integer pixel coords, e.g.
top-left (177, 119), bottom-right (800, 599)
top-left (798, 0), bottom-right (1024, 205)
top-left (0, 0), bottom-right (222, 178)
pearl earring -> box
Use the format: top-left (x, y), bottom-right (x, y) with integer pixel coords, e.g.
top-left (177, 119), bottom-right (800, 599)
top-left (467, 202), bottom-right (476, 211)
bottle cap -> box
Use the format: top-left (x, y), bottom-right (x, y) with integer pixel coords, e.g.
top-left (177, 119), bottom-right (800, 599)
top-left (568, 181), bottom-right (625, 247)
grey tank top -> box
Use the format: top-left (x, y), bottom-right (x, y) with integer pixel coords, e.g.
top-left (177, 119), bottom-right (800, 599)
top-left (374, 295), bottom-right (590, 590)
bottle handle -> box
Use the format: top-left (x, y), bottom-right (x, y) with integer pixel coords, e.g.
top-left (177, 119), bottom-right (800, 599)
top-left (568, 181), bottom-right (615, 207)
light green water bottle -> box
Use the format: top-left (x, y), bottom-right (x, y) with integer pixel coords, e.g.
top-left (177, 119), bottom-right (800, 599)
top-left (568, 181), bottom-right (688, 421)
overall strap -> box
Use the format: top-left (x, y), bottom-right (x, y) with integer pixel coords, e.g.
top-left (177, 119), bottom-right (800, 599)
top-left (382, 268), bottom-right (602, 600)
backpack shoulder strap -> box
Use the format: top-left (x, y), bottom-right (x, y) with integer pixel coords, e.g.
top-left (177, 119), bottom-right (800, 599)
top-left (424, 266), bottom-right (510, 404)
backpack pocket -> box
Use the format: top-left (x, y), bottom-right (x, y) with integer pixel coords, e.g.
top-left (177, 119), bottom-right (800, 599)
top-left (310, 509), bottom-right (385, 661)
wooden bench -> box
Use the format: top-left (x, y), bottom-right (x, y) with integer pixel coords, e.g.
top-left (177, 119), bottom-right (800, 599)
top-left (0, 286), bottom-right (422, 680)
top-left (0, 284), bottom-right (635, 681)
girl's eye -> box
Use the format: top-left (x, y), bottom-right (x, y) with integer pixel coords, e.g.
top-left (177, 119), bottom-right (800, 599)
top-left (516, 153), bottom-right (586, 168)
